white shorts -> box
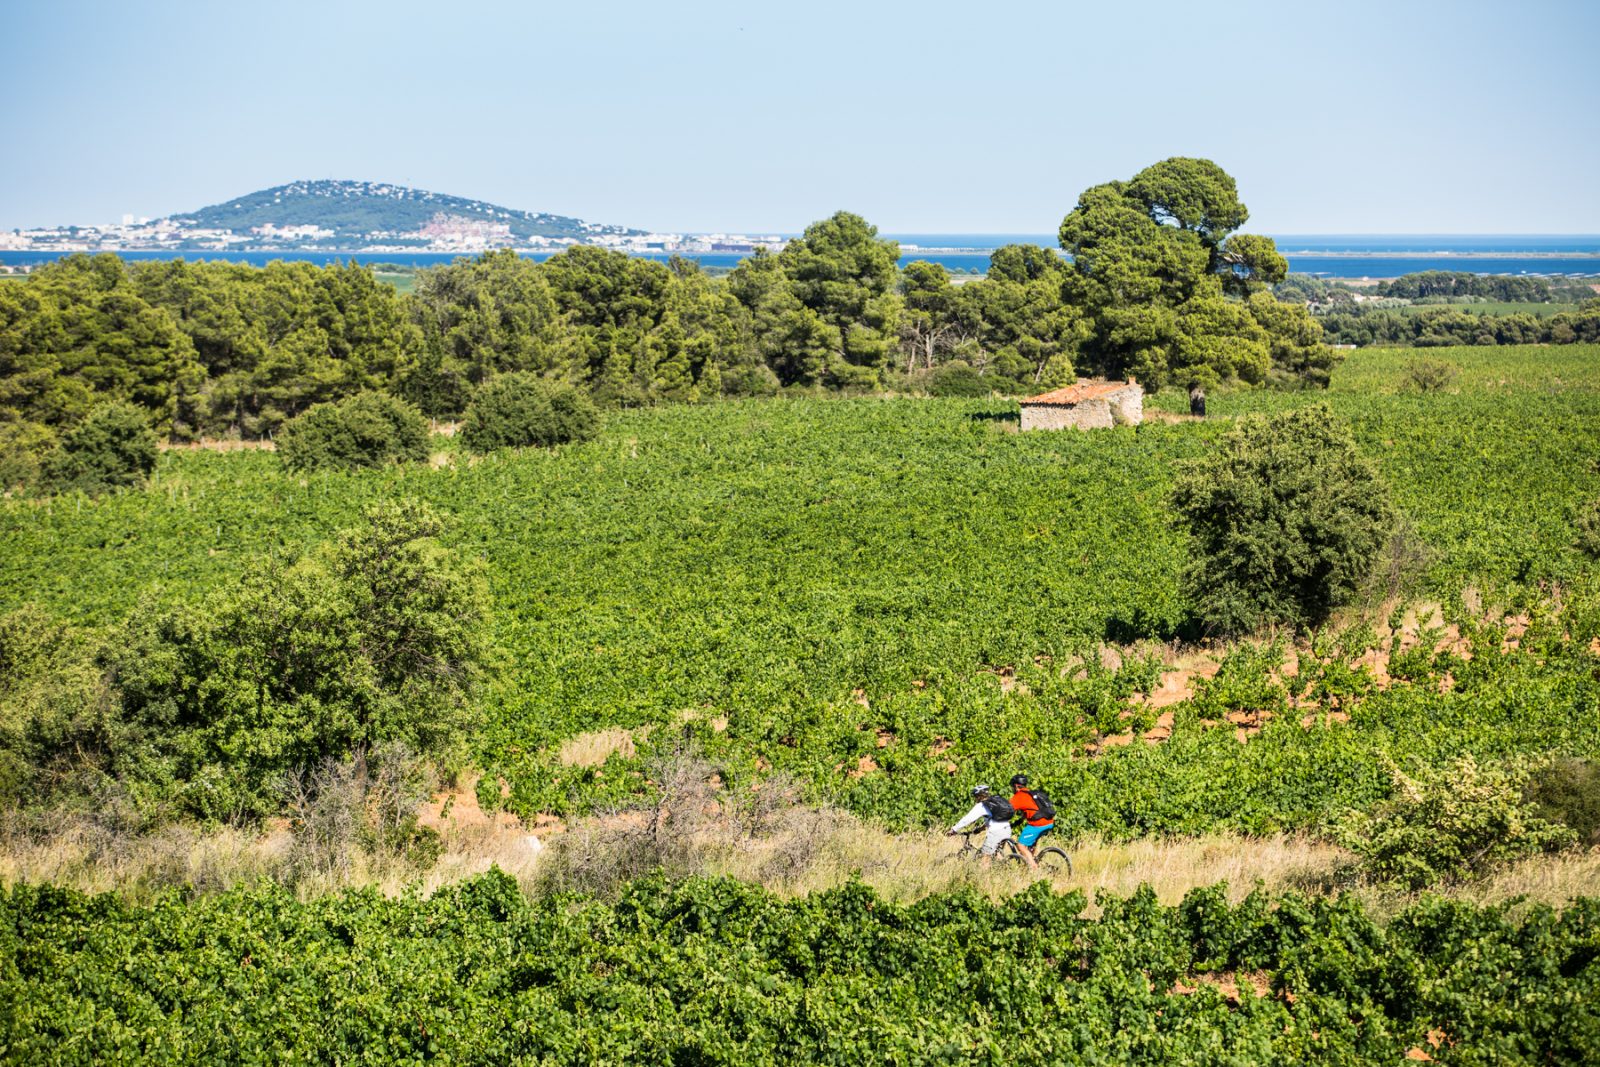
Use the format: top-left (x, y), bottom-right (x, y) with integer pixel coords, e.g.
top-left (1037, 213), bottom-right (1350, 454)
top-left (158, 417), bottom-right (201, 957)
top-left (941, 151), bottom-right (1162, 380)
top-left (981, 820), bottom-right (1012, 856)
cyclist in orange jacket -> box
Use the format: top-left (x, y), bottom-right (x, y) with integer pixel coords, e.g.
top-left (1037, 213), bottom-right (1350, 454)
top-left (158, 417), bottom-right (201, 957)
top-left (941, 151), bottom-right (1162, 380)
top-left (1008, 774), bottom-right (1054, 870)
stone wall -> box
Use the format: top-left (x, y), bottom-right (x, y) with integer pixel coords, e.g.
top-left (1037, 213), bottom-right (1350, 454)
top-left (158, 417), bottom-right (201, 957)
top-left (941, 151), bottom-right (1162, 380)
top-left (1019, 385), bottom-right (1143, 431)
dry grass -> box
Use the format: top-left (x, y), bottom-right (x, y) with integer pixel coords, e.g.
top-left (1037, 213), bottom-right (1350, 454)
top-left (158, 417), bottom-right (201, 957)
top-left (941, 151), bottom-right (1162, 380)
top-left (558, 726), bottom-right (638, 767)
top-left (157, 438), bottom-right (276, 452)
top-left (535, 806), bottom-right (1599, 913)
top-left (5, 777), bottom-right (1595, 912)
top-left (0, 810), bottom-right (545, 904)
top-left (0, 820), bottom-right (288, 898)
top-left (699, 826), bottom-right (1342, 908)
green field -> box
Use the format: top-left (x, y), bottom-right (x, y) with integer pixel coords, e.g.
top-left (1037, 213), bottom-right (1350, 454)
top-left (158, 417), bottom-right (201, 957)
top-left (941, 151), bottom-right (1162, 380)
top-left (4, 343), bottom-right (1600, 1066)
top-left (1394, 300), bottom-right (1581, 317)
top-left (373, 269), bottom-right (418, 295)
top-left (3, 344), bottom-right (1598, 830)
top-left (6, 871), bottom-right (1596, 1065)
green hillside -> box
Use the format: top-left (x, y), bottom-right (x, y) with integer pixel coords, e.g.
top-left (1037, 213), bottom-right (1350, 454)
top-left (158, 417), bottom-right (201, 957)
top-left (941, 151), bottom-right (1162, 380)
top-left (171, 179), bottom-right (642, 241)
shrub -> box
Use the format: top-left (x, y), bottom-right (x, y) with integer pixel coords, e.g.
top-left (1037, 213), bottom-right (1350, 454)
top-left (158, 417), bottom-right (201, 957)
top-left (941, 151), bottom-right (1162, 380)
top-left (1524, 758), bottom-right (1600, 846)
top-left (1172, 405), bottom-right (1395, 635)
top-left (459, 373), bottom-right (598, 453)
top-left (929, 361), bottom-right (990, 398)
top-left (1336, 755), bottom-right (1574, 889)
top-left (276, 392), bottom-right (429, 472)
top-left (281, 742), bottom-right (442, 888)
top-left (721, 363), bottom-right (781, 398)
top-left (0, 421), bottom-right (56, 493)
top-left (1401, 358), bottom-right (1458, 392)
top-left (1576, 498), bottom-right (1600, 559)
top-left (40, 403), bottom-right (158, 494)
top-left (95, 499), bottom-right (492, 819)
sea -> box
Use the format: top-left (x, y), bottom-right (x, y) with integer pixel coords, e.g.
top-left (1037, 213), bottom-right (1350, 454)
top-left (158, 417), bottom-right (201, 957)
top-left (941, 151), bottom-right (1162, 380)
top-left (3, 234), bottom-right (1598, 278)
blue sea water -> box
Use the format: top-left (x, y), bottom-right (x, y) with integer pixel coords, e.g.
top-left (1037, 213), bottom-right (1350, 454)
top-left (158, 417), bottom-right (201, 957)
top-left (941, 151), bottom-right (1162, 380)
top-left (4, 235), bottom-right (1598, 277)
top-left (1269, 234), bottom-right (1600, 254)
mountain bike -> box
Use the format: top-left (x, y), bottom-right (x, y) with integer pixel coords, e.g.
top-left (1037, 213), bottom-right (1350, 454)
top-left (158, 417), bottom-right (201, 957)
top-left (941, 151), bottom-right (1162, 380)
top-left (948, 825), bottom-right (1072, 875)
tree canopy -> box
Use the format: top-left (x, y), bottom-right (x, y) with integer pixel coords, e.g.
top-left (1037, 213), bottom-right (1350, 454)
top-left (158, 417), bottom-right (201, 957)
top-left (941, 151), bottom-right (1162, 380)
top-left (0, 162), bottom-right (1350, 446)
top-left (1058, 158), bottom-right (1332, 390)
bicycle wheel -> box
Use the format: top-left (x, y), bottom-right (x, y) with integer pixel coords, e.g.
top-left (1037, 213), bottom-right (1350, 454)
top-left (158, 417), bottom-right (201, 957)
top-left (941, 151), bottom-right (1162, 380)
top-left (1034, 846), bottom-right (1072, 876)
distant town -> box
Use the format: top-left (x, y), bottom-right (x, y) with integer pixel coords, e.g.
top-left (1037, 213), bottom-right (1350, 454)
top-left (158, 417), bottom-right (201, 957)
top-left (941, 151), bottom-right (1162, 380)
top-left (0, 213), bottom-right (791, 258)
top-left (0, 179), bottom-right (799, 264)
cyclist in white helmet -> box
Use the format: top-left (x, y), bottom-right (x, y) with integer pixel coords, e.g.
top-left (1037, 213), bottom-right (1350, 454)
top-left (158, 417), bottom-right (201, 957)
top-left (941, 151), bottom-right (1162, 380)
top-left (947, 783), bottom-right (1015, 869)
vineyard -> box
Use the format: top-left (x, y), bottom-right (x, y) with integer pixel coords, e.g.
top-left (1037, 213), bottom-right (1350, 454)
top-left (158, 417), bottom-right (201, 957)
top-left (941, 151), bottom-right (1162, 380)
top-left (1, 345), bottom-right (1597, 830)
top-left (4, 871), bottom-right (1597, 1064)
top-left (0, 343), bottom-right (1593, 825)
top-left (3, 342), bottom-right (1600, 1061)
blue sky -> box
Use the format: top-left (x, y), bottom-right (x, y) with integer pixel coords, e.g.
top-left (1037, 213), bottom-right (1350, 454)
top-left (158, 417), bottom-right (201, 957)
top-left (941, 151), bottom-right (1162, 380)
top-left (3, 0), bottom-right (1597, 234)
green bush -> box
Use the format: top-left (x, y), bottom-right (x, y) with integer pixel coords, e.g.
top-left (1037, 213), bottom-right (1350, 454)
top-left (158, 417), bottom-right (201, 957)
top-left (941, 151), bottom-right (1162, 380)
top-left (1576, 498), bottom-right (1600, 559)
top-left (41, 403), bottom-right (158, 494)
top-left (1172, 404), bottom-right (1394, 635)
top-left (928, 361), bottom-right (991, 398)
top-left (720, 363), bottom-right (781, 398)
top-left (276, 392), bottom-right (429, 472)
top-left (1401, 358), bottom-right (1458, 392)
top-left (27, 499), bottom-right (494, 820)
top-left (1336, 755), bottom-right (1574, 889)
top-left (1525, 757), bottom-right (1600, 846)
top-left (0, 421), bottom-right (56, 492)
top-left (459, 373), bottom-right (598, 453)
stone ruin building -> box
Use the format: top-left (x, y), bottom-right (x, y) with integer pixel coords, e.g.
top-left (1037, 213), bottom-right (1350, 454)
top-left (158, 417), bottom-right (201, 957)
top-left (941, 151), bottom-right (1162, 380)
top-left (1018, 379), bottom-right (1144, 431)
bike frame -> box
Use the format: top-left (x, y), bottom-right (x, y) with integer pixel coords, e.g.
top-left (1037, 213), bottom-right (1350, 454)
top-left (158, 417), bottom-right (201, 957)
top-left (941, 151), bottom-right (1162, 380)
top-left (950, 825), bottom-right (1071, 873)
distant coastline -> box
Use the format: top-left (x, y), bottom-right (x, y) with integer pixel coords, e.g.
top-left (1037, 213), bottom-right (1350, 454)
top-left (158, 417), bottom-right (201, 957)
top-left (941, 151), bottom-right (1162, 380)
top-left (4, 242), bottom-right (1600, 280)
top-left (1270, 250), bottom-right (1600, 259)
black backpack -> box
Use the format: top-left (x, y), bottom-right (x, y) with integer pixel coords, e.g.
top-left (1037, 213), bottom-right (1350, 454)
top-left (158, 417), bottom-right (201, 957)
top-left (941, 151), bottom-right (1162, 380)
top-left (981, 795), bottom-right (1015, 821)
top-left (1028, 789), bottom-right (1057, 821)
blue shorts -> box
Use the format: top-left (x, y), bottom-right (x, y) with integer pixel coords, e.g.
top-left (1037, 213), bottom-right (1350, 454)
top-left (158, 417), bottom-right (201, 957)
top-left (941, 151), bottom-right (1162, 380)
top-left (1018, 822), bottom-right (1054, 848)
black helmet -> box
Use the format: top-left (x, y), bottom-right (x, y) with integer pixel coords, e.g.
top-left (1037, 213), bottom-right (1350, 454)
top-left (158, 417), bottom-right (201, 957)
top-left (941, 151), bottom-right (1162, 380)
top-left (970, 783), bottom-right (992, 797)
top-left (1009, 773), bottom-right (1029, 788)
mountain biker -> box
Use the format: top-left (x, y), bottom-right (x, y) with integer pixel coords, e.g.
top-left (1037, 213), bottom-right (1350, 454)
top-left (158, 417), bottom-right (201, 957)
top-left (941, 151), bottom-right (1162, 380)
top-left (947, 784), bottom-right (1014, 869)
top-left (1008, 774), bottom-right (1055, 870)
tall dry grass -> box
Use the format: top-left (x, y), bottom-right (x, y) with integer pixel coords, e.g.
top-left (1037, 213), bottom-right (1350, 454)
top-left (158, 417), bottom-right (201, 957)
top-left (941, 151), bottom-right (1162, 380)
top-left (4, 764), bottom-right (1595, 911)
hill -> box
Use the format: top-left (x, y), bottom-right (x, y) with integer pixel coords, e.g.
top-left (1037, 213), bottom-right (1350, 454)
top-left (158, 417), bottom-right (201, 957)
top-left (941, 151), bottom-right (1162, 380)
top-left (170, 179), bottom-right (643, 245)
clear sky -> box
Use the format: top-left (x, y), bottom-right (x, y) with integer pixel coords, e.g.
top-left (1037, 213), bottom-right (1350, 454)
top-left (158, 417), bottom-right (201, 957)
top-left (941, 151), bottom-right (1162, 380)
top-left (3, 0), bottom-right (1598, 235)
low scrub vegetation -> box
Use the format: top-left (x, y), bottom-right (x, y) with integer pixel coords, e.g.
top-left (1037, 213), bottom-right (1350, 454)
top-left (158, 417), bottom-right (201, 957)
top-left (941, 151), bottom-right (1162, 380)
top-left (276, 391), bottom-right (430, 471)
top-left (41, 403), bottom-right (157, 494)
top-left (1172, 405), bottom-right (1394, 635)
top-left (0, 499), bottom-right (489, 820)
top-left (1401, 357), bottom-right (1458, 392)
top-left (459, 373), bottom-right (598, 452)
top-left (1335, 754), bottom-right (1574, 890)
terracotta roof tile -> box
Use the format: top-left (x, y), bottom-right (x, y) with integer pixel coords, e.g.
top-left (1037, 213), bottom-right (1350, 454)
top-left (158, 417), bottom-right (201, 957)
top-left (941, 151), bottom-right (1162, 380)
top-left (1021, 380), bottom-right (1138, 406)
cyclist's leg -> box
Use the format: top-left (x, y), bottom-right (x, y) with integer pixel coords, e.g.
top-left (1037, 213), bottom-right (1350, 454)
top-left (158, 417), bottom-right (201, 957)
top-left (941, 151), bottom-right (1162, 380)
top-left (980, 820), bottom-right (1010, 869)
top-left (1017, 822), bottom-right (1054, 870)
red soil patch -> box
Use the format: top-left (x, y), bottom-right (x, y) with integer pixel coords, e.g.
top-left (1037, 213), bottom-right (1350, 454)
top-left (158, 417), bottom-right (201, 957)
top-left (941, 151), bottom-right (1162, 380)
top-left (1170, 971), bottom-right (1273, 1003)
top-left (1141, 710), bottom-right (1176, 744)
top-left (418, 781), bottom-right (523, 836)
top-left (846, 755), bottom-right (879, 779)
